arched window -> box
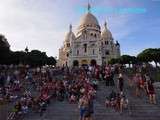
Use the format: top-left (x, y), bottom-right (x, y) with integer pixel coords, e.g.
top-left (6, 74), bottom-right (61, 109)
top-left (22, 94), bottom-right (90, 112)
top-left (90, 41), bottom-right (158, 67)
top-left (105, 50), bottom-right (109, 55)
top-left (91, 43), bottom-right (95, 47)
top-left (101, 42), bottom-right (103, 46)
top-left (73, 60), bottom-right (79, 66)
top-left (66, 53), bottom-right (69, 57)
top-left (90, 59), bottom-right (97, 66)
top-left (67, 43), bottom-right (70, 47)
top-left (84, 44), bottom-right (87, 53)
top-left (93, 49), bottom-right (95, 55)
top-left (77, 50), bottom-right (79, 55)
top-left (105, 41), bottom-right (108, 45)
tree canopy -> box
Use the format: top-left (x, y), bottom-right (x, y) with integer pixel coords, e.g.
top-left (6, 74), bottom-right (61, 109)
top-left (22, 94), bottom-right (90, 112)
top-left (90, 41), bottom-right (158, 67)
top-left (137, 48), bottom-right (160, 66)
top-left (0, 35), bottom-right (57, 66)
top-left (108, 55), bottom-right (138, 66)
top-left (108, 48), bottom-right (160, 67)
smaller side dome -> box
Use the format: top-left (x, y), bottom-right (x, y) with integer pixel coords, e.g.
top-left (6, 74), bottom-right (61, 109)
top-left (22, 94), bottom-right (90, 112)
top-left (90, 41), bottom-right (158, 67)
top-left (101, 21), bottom-right (113, 40)
top-left (65, 24), bottom-right (76, 42)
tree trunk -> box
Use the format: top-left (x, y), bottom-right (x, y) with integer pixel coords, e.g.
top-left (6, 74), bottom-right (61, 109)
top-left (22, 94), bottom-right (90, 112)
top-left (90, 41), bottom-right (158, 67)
top-left (154, 61), bottom-right (158, 68)
top-left (129, 63), bottom-right (131, 68)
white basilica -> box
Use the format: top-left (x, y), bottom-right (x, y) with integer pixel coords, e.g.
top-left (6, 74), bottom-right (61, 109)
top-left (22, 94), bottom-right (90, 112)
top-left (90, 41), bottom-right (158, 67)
top-left (58, 4), bottom-right (120, 67)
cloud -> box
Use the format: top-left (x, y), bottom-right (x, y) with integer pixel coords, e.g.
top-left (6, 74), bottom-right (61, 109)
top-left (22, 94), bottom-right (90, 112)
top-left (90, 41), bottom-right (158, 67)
top-left (0, 0), bottom-right (159, 58)
top-left (0, 0), bottom-right (68, 57)
top-left (0, 0), bottom-right (135, 57)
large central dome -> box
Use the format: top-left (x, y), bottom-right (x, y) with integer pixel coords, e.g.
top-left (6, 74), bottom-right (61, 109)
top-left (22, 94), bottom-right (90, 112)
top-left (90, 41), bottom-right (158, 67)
top-left (77, 12), bottom-right (100, 35)
top-left (79, 12), bottom-right (99, 27)
top-left (77, 4), bottom-right (101, 35)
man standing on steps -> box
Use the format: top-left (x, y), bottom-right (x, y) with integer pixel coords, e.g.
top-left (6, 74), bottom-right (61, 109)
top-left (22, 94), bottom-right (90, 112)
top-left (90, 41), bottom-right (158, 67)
top-left (87, 94), bottom-right (94, 120)
top-left (104, 65), bottom-right (112, 86)
top-left (79, 95), bottom-right (88, 120)
top-left (118, 73), bottom-right (124, 92)
top-left (78, 91), bottom-right (95, 120)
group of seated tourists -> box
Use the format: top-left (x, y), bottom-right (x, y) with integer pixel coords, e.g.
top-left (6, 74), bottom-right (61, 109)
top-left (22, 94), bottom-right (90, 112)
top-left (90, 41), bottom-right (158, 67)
top-left (0, 65), bottom-right (98, 120)
top-left (105, 90), bottom-right (128, 113)
top-left (0, 64), bottom-right (158, 120)
top-left (0, 65), bottom-right (63, 118)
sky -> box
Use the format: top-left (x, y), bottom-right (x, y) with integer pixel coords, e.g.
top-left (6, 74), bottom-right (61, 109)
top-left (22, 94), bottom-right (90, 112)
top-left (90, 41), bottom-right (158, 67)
top-left (0, 0), bottom-right (160, 58)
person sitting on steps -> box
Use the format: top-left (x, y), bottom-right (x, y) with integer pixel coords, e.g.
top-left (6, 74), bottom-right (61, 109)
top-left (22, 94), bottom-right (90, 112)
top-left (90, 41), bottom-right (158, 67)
top-left (105, 90), bottom-right (117, 108)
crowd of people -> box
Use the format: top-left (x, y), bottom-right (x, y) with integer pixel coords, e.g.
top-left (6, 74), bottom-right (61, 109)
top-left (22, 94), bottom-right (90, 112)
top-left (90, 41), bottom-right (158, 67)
top-left (0, 65), bottom-right (98, 120)
top-left (133, 71), bottom-right (156, 104)
top-left (0, 63), bottom-right (158, 120)
top-left (0, 65), bottom-right (62, 119)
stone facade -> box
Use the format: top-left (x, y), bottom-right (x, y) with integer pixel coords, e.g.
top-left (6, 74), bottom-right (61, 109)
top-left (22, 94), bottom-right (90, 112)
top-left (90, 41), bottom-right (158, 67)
top-left (58, 5), bottom-right (120, 67)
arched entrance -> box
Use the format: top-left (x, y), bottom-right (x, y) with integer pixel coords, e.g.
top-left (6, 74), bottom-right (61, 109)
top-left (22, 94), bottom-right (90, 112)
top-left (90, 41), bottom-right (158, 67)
top-left (73, 60), bottom-right (79, 66)
top-left (81, 59), bottom-right (88, 66)
top-left (90, 59), bottom-right (97, 66)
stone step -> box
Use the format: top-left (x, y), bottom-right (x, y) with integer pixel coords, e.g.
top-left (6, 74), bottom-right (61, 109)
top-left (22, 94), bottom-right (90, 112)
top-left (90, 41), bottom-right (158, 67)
top-left (23, 79), bottom-right (160, 120)
top-left (130, 108), bottom-right (160, 111)
top-left (131, 115), bottom-right (160, 118)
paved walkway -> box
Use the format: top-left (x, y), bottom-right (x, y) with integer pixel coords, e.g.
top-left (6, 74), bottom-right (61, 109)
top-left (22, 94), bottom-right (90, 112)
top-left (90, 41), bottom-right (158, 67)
top-left (0, 104), bottom-right (8, 120)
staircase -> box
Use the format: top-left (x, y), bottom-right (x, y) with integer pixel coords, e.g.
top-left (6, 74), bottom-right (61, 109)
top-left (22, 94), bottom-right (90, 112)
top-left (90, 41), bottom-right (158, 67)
top-left (24, 79), bottom-right (160, 120)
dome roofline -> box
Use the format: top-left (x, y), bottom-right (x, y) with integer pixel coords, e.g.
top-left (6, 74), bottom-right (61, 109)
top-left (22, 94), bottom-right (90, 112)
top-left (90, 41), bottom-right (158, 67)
top-left (64, 24), bottom-right (76, 42)
top-left (101, 21), bottom-right (113, 40)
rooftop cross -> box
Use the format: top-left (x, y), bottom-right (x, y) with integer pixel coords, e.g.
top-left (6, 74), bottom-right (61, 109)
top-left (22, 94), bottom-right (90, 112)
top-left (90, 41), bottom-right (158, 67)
top-left (69, 24), bottom-right (72, 32)
top-left (104, 21), bottom-right (107, 29)
top-left (87, 2), bottom-right (91, 12)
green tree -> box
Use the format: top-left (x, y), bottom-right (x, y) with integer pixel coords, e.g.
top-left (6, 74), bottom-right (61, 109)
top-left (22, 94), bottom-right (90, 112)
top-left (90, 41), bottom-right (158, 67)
top-left (46, 57), bottom-right (57, 66)
top-left (108, 55), bottom-right (138, 67)
top-left (0, 34), bottom-right (11, 64)
top-left (120, 55), bottom-right (138, 67)
top-left (10, 51), bottom-right (26, 65)
top-left (108, 58), bottom-right (119, 65)
top-left (137, 48), bottom-right (160, 67)
top-left (27, 50), bottom-right (48, 66)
